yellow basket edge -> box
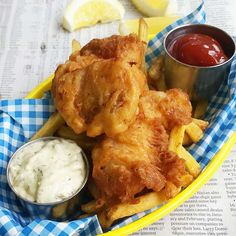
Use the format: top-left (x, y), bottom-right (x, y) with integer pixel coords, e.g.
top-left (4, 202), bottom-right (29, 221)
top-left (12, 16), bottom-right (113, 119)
top-left (25, 75), bottom-right (236, 236)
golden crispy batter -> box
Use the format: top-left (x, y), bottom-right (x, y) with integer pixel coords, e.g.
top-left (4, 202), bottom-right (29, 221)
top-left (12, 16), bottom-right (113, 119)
top-left (92, 119), bottom-right (168, 205)
top-left (52, 55), bottom-right (100, 134)
top-left (52, 58), bottom-right (146, 137)
top-left (80, 34), bottom-right (146, 67)
top-left (139, 89), bottom-right (192, 130)
top-left (92, 89), bottom-right (192, 206)
top-left (52, 34), bottom-right (147, 137)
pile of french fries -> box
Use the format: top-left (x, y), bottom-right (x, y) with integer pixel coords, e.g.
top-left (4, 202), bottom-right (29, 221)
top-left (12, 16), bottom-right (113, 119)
top-left (30, 19), bottom-right (209, 228)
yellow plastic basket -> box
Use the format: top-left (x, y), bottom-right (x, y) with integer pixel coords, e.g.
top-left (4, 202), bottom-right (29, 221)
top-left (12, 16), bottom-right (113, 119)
top-left (26, 74), bottom-right (236, 236)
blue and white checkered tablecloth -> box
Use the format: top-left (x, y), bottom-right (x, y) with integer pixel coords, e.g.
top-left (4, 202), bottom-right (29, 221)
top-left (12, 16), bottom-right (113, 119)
top-left (1, 2), bottom-right (236, 235)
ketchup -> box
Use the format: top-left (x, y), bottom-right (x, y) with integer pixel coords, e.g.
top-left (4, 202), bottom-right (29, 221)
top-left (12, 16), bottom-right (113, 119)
top-left (167, 33), bottom-right (228, 66)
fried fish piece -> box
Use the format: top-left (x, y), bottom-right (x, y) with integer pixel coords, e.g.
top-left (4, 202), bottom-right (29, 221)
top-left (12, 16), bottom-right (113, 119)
top-left (92, 118), bottom-right (168, 205)
top-left (52, 58), bottom-right (146, 137)
top-left (92, 89), bottom-right (192, 205)
top-left (52, 55), bottom-right (100, 134)
top-left (52, 34), bottom-right (147, 137)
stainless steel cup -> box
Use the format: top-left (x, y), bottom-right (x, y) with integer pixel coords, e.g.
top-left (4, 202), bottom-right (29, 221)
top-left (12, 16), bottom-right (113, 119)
top-left (6, 137), bottom-right (89, 220)
top-left (164, 24), bottom-right (235, 101)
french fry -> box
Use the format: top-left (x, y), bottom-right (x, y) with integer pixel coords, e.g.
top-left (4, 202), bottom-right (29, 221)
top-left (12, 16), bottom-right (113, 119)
top-left (30, 112), bottom-right (65, 140)
top-left (56, 125), bottom-right (80, 140)
top-left (178, 146), bottom-right (201, 178)
top-left (77, 213), bottom-right (92, 219)
top-left (193, 100), bottom-right (208, 118)
top-left (168, 125), bottom-right (186, 153)
top-left (56, 125), bottom-right (96, 150)
top-left (156, 73), bottom-right (167, 91)
top-left (148, 56), bottom-right (164, 80)
top-left (88, 180), bottom-right (100, 199)
top-left (138, 18), bottom-right (149, 43)
top-left (148, 56), bottom-right (167, 91)
top-left (180, 174), bottom-right (194, 188)
top-left (66, 195), bottom-right (81, 216)
top-left (81, 196), bottom-right (105, 215)
top-left (51, 202), bottom-right (68, 218)
top-left (183, 118), bottom-right (208, 146)
top-left (168, 124), bottom-right (201, 178)
top-left (183, 133), bottom-right (193, 146)
top-left (164, 181), bottom-right (181, 199)
top-left (98, 211), bottom-right (113, 229)
top-left (138, 18), bottom-right (149, 78)
top-left (99, 191), bottom-right (165, 229)
top-left (72, 39), bottom-right (81, 53)
top-left (109, 192), bottom-right (165, 219)
top-left (185, 122), bottom-right (203, 143)
top-left (193, 118), bottom-right (209, 130)
top-left (81, 200), bottom-right (97, 214)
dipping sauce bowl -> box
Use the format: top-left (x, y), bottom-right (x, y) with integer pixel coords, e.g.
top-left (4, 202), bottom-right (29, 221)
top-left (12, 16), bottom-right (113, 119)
top-left (164, 24), bottom-right (235, 101)
top-left (7, 137), bottom-right (89, 220)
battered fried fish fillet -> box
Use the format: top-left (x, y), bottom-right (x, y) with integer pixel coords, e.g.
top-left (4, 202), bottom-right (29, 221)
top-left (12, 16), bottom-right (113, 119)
top-left (52, 34), bottom-right (146, 137)
top-left (80, 34), bottom-right (146, 67)
top-left (52, 58), bottom-right (146, 137)
top-left (92, 118), bottom-right (168, 205)
top-left (92, 89), bottom-right (193, 205)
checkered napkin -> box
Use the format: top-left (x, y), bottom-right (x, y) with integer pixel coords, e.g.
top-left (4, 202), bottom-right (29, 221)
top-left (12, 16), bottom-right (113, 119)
top-left (0, 2), bottom-right (235, 236)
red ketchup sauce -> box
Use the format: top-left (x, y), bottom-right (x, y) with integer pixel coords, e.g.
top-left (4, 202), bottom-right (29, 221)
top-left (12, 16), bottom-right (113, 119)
top-left (167, 33), bottom-right (228, 66)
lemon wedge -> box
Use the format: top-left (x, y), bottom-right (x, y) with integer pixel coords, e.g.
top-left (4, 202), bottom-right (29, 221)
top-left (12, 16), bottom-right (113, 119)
top-left (62, 0), bottom-right (125, 32)
top-left (131, 0), bottom-right (169, 17)
top-left (119, 16), bottom-right (179, 40)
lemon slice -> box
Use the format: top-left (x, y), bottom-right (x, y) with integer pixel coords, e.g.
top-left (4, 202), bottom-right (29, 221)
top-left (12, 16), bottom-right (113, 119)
top-left (119, 16), bottom-right (179, 40)
top-left (62, 0), bottom-right (125, 32)
top-left (131, 0), bottom-right (169, 17)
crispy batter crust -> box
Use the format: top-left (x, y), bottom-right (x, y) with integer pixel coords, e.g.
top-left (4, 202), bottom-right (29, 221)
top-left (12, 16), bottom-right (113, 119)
top-left (92, 89), bottom-right (192, 205)
top-left (52, 34), bottom-right (147, 137)
top-left (80, 34), bottom-right (146, 67)
top-left (92, 119), bottom-right (169, 205)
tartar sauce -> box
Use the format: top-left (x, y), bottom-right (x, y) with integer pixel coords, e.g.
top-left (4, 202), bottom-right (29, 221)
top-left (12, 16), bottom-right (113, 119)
top-left (8, 138), bottom-right (86, 204)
